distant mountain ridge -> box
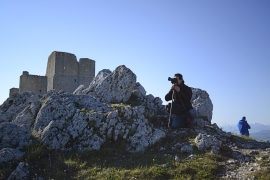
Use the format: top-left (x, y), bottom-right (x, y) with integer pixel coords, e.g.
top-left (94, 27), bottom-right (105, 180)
top-left (221, 123), bottom-right (270, 134)
top-left (221, 123), bottom-right (270, 141)
top-left (251, 130), bottom-right (270, 141)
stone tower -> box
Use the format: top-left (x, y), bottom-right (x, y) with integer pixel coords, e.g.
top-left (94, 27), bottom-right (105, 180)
top-left (9, 51), bottom-right (95, 96)
top-left (46, 51), bottom-right (95, 93)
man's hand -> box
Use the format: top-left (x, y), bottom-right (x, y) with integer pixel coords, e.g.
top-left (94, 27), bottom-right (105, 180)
top-left (170, 85), bottom-right (180, 92)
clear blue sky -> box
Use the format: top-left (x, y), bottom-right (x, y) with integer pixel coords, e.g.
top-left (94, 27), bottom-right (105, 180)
top-left (1, 0), bottom-right (270, 126)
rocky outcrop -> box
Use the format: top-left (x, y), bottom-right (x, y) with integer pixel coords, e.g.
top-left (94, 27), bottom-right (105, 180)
top-left (191, 88), bottom-right (213, 122)
top-left (33, 92), bottom-right (166, 152)
top-left (73, 69), bottom-right (112, 95)
top-left (221, 148), bottom-right (270, 179)
top-left (0, 148), bottom-right (25, 163)
top-left (0, 65), bottom-right (172, 154)
top-left (2, 64), bottom-right (269, 179)
top-left (0, 123), bottom-right (31, 149)
top-left (195, 133), bottom-right (222, 154)
top-left (7, 162), bottom-right (29, 180)
top-left (0, 92), bottom-right (41, 125)
top-left (78, 65), bottom-right (136, 103)
top-left (0, 65), bottom-right (224, 155)
top-left (33, 92), bottom-right (111, 151)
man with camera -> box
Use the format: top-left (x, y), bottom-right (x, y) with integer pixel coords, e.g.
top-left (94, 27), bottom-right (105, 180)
top-left (165, 73), bottom-right (196, 129)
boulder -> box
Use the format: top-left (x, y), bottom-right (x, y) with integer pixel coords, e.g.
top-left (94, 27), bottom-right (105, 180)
top-left (195, 133), bottom-right (222, 154)
top-left (7, 162), bottom-right (29, 180)
top-left (84, 69), bottom-right (112, 93)
top-left (33, 93), bottom-right (111, 151)
top-left (0, 148), bottom-right (25, 163)
top-left (131, 82), bottom-right (146, 100)
top-left (191, 88), bottom-right (213, 122)
top-left (83, 65), bottom-right (136, 103)
top-left (0, 92), bottom-right (41, 124)
top-left (0, 123), bottom-right (31, 149)
top-left (73, 84), bottom-right (85, 95)
top-left (74, 69), bottom-right (112, 95)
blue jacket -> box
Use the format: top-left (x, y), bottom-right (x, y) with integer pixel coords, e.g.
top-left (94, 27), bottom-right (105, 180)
top-left (237, 117), bottom-right (251, 136)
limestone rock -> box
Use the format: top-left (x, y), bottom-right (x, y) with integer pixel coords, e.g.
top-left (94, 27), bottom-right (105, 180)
top-left (33, 93), bottom-right (111, 151)
top-left (0, 123), bottom-right (31, 149)
top-left (85, 69), bottom-right (112, 93)
top-left (85, 65), bottom-right (136, 103)
top-left (191, 88), bottom-right (213, 122)
top-left (141, 94), bottom-right (166, 119)
top-left (131, 82), bottom-right (146, 100)
top-left (195, 133), bottom-right (222, 154)
top-left (0, 148), bottom-right (25, 163)
top-left (74, 69), bottom-right (112, 95)
top-left (181, 144), bottom-right (194, 153)
top-left (73, 84), bottom-right (85, 95)
top-left (193, 117), bottom-right (211, 128)
top-left (7, 162), bottom-right (29, 180)
top-left (0, 92), bottom-right (41, 124)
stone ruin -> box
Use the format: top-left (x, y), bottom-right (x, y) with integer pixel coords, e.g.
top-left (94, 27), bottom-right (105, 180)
top-left (9, 51), bottom-right (95, 96)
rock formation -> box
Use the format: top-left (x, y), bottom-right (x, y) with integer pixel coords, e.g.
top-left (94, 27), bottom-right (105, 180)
top-left (0, 64), bottom-right (269, 179)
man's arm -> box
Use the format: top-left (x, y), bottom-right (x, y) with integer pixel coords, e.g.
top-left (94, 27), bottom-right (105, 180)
top-left (165, 90), bottom-right (173, 101)
top-left (247, 123), bottom-right (251, 129)
top-left (177, 86), bottom-right (192, 102)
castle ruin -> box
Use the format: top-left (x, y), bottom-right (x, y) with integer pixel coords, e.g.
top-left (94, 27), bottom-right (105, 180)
top-left (10, 51), bottom-right (95, 96)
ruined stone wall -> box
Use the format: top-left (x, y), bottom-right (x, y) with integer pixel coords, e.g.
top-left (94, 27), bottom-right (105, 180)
top-left (9, 88), bottom-right (19, 96)
top-left (19, 71), bottom-right (47, 94)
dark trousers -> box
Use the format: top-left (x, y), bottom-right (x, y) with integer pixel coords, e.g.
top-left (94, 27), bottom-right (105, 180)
top-left (171, 109), bottom-right (196, 129)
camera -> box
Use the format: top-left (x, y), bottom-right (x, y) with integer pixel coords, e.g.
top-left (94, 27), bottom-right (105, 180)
top-left (168, 77), bottom-right (178, 84)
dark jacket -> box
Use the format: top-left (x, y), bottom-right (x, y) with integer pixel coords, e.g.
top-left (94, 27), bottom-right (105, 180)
top-left (165, 82), bottom-right (193, 113)
top-left (237, 117), bottom-right (251, 136)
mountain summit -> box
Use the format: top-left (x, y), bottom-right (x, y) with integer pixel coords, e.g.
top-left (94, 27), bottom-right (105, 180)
top-left (1, 65), bottom-right (269, 179)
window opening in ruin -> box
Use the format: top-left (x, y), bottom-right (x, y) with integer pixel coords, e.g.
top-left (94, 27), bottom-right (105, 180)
top-left (74, 79), bottom-right (76, 82)
top-left (39, 90), bottom-right (41, 93)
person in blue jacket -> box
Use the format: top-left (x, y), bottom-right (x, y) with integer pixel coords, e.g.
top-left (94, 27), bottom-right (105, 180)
top-left (237, 116), bottom-right (251, 136)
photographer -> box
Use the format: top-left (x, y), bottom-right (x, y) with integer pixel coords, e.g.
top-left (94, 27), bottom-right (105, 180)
top-left (165, 73), bottom-right (196, 129)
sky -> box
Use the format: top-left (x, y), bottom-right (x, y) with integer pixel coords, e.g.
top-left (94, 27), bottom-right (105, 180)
top-left (1, 0), bottom-right (270, 127)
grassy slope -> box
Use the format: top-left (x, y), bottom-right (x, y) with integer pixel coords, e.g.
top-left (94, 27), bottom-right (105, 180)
top-left (1, 131), bottom-right (270, 180)
top-left (1, 101), bottom-right (269, 179)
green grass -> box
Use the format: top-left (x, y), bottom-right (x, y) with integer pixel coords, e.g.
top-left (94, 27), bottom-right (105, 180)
top-left (0, 162), bottom-right (17, 180)
top-left (80, 108), bottom-right (95, 114)
top-left (111, 103), bottom-right (131, 109)
top-left (110, 95), bottom-right (143, 110)
top-left (1, 129), bottom-right (269, 179)
top-left (41, 97), bottom-right (49, 106)
top-left (0, 133), bottom-right (226, 180)
top-left (252, 169), bottom-right (270, 180)
top-left (231, 133), bottom-right (254, 141)
top-left (22, 145), bottom-right (223, 180)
